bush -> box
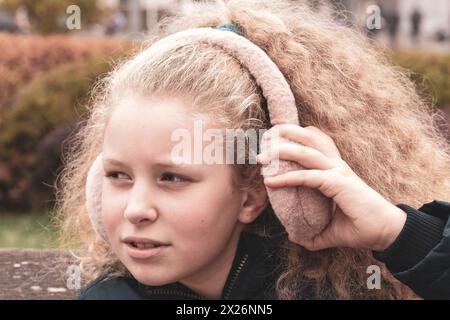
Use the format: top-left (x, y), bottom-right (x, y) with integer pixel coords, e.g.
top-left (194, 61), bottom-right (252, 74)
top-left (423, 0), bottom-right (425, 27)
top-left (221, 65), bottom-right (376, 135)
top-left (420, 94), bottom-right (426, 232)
top-left (0, 56), bottom-right (116, 212)
top-left (0, 34), bottom-right (129, 212)
top-left (0, 33), bottom-right (126, 112)
top-left (391, 50), bottom-right (450, 109)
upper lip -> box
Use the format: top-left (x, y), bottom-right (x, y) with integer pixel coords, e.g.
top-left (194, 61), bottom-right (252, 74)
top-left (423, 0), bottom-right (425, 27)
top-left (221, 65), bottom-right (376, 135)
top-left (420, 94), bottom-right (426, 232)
top-left (123, 236), bottom-right (169, 246)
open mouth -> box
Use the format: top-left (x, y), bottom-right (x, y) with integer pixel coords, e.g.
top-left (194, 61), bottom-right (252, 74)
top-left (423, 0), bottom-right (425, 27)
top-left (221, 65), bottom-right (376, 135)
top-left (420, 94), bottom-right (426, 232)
top-left (124, 241), bottom-right (168, 259)
top-left (128, 242), bottom-right (162, 249)
top-left (122, 237), bottom-right (169, 259)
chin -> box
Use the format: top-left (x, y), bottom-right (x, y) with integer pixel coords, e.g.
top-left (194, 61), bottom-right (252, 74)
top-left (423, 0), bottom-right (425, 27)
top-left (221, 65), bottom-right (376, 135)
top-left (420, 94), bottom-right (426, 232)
top-left (129, 268), bottom-right (174, 286)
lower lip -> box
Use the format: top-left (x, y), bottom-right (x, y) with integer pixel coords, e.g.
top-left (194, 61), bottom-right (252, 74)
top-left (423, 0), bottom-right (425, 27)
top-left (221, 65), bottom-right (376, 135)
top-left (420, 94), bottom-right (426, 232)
top-left (125, 243), bottom-right (169, 259)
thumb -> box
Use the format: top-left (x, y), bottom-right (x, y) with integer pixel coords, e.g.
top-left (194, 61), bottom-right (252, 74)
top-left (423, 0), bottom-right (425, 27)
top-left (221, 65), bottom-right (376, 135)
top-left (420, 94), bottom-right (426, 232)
top-left (296, 229), bottom-right (334, 251)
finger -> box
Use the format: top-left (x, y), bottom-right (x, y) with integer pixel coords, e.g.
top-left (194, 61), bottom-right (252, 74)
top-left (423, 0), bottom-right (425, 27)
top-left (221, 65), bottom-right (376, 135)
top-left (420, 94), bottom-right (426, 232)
top-left (303, 126), bottom-right (341, 158)
top-left (263, 124), bottom-right (340, 158)
top-left (257, 143), bottom-right (337, 170)
top-left (296, 214), bottom-right (347, 251)
top-left (303, 126), bottom-right (328, 136)
top-left (294, 231), bottom-right (334, 251)
top-left (263, 124), bottom-right (311, 145)
top-left (263, 169), bottom-right (341, 199)
top-left (264, 169), bottom-right (324, 188)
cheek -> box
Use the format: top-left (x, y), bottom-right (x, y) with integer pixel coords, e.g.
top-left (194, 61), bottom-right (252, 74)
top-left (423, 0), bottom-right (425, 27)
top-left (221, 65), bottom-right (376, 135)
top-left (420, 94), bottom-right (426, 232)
top-left (163, 183), bottom-right (242, 237)
top-left (101, 182), bottom-right (127, 237)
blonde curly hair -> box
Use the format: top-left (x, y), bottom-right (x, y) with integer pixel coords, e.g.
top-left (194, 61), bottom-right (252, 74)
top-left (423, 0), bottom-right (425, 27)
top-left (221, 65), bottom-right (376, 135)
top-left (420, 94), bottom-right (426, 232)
top-left (55, 0), bottom-right (450, 299)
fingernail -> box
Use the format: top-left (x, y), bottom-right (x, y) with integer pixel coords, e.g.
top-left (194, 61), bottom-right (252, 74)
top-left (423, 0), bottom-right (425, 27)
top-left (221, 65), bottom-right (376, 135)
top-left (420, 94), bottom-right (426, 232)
top-left (257, 154), bottom-right (269, 164)
top-left (264, 177), bottom-right (275, 184)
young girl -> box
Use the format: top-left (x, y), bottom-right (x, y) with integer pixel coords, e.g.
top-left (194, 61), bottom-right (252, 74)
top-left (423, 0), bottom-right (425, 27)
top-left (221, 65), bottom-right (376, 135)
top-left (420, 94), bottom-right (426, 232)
top-left (56, 0), bottom-right (450, 299)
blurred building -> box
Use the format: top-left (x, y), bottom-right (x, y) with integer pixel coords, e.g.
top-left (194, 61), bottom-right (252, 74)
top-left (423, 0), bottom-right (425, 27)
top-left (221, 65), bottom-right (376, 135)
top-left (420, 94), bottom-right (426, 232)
top-left (338, 0), bottom-right (450, 51)
top-left (100, 0), bottom-right (450, 51)
top-left (100, 0), bottom-right (182, 36)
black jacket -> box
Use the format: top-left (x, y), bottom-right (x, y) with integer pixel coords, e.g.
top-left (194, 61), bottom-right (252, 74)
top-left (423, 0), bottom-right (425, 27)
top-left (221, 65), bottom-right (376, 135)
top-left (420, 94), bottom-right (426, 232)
top-left (77, 231), bottom-right (283, 300)
top-left (373, 200), bottom-right (450, 300)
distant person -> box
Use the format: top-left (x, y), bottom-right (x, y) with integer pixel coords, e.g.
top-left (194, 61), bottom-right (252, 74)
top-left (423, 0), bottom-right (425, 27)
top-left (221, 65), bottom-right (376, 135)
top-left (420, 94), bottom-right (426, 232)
top-left (14, 6), bottom-right (30, 33)
top-left (105, 10), bottom-right (127, 36)
top-left (410, 9), bottom-right (422, 45)
top-left (384, 10), bottom-right (400, 45)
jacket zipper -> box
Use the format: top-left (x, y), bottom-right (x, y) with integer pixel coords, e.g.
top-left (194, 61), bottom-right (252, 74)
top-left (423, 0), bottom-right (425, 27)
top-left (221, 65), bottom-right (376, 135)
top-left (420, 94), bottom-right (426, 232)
top-left (145, 288), bottom-right (203, 299)
top-left (222, 253), bottom-right (249, 300)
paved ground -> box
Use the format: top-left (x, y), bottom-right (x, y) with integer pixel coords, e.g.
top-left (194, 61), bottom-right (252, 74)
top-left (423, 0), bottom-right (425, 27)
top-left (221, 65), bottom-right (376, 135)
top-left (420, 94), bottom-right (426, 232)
top-left (0, 249), bottom-right (81, 300)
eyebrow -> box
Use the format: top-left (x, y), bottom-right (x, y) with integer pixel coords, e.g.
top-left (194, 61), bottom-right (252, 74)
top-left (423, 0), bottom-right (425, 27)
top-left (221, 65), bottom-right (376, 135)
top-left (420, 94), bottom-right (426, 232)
top-left (103, 158), bottom-right (195, 169)
top-left (103, 158), bottom-right (128, 167)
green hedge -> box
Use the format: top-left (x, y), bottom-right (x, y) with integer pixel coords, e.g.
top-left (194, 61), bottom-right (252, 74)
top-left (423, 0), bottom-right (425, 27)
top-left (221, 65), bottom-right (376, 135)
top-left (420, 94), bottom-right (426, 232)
top-left (0, 33), bottom-right (126, 112)
top-left (392, 51), bottom-right (450, 109)
top-left (0, 56), bottom-right (113, 212)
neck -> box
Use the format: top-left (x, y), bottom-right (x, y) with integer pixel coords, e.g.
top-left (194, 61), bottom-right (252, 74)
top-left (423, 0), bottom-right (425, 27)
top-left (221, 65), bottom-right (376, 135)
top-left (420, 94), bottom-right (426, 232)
top-left (179, 225), bottom-right (243, 299)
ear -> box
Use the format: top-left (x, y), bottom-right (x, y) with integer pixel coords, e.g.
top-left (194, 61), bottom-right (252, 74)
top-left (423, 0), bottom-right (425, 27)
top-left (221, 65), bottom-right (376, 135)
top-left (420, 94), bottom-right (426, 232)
top-left (238, 183), bottom-right (269, 224)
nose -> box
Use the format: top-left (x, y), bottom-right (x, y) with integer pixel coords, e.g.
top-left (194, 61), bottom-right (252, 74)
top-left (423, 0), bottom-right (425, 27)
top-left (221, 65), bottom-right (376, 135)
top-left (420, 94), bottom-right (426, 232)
top-left (123, 180), bottom-right (158, 225)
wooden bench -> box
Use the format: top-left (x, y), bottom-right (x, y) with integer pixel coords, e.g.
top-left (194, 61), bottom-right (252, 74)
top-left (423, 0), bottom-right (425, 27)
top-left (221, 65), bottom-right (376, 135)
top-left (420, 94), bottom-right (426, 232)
top-left (0, 249), bottom-right (82, 300)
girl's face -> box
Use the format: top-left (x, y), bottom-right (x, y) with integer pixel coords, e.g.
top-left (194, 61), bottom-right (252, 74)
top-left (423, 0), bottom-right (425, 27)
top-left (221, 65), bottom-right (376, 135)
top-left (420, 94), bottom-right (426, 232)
top-left (101, 95), bottom-right (258, 295)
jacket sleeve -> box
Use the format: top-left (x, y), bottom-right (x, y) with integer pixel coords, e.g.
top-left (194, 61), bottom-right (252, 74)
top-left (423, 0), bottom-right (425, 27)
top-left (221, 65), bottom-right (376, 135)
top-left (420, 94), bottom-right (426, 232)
top-left (372, 200), bottom-right (450, 300)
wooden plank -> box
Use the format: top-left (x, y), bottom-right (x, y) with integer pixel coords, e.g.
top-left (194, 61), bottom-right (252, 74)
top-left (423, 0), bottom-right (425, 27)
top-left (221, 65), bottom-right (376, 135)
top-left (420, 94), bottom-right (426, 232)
top-left (0, 249), bottom-right (82, 300)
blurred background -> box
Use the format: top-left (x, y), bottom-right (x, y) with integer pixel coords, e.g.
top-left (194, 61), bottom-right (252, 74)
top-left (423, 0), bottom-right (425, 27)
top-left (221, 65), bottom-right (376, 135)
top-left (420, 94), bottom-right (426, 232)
top-left (0, 0), bottom-right (449, 249)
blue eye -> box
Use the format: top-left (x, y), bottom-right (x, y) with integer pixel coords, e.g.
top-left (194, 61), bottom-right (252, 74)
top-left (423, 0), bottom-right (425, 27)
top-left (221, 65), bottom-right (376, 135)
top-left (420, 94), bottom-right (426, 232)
top-left (160, 173), bottom-right (188, 183)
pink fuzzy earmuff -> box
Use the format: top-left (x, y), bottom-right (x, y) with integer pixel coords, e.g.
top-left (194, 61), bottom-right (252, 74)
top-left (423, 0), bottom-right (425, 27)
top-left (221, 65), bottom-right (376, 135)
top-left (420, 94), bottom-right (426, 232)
top-left (85, 25), bottom-right (332, 243)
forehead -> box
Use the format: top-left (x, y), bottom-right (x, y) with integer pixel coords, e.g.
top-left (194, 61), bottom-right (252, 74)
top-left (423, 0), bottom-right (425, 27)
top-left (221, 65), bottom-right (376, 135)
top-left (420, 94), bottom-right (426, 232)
top-left (103, 95), bottom-right (191, 155)
top-left (108, 95), bottom-right (190, 131)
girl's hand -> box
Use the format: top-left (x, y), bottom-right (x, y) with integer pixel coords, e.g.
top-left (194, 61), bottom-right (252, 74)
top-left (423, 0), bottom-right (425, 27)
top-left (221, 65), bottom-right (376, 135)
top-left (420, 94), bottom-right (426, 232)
top-left (256, 124), bottom-right (407, 252)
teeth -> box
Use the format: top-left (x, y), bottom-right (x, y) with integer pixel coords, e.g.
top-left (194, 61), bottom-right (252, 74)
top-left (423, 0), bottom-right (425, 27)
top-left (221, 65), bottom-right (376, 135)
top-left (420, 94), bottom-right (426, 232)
top-left (135, 243), bottom-right (156, 249)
